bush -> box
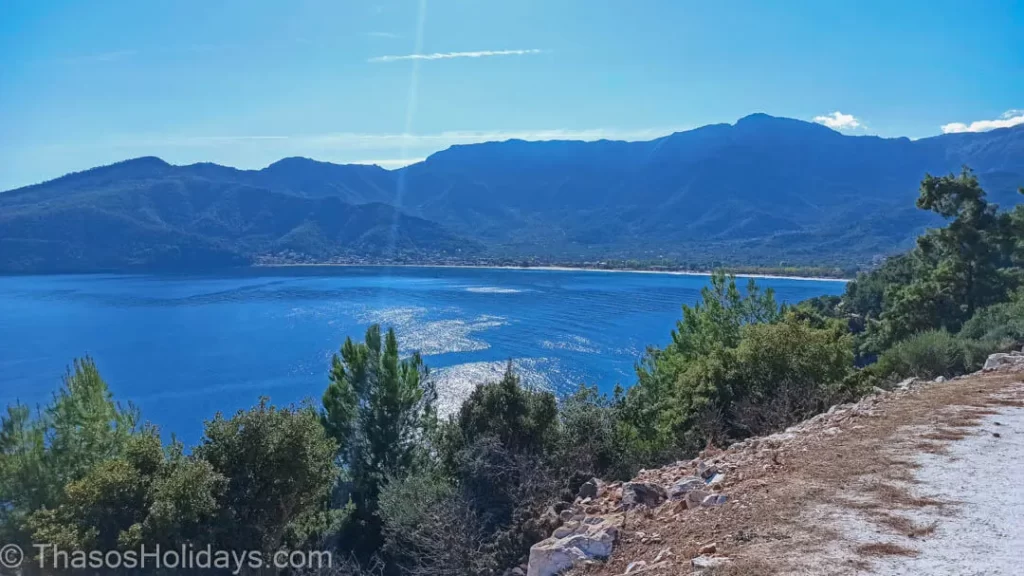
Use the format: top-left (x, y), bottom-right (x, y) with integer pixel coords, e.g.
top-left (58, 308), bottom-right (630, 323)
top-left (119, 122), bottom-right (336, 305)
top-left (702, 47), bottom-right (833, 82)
top-left (873, 330), bottom-right (996, 380)
top-left (555, 385), bottom-right (620, 480)
top-left (958, 298), bottom-right (1024, 345)
top-left (727, 316), bottom-right (854, 438)
top-left (378, 471), bottom-right (492, 576)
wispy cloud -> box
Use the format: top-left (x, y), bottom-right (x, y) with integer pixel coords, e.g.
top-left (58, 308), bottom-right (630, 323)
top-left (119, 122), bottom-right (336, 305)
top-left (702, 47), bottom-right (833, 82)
top-left (366, 31), bottom-right (400, 39)
top-left (941, 110), bottom-right (1024, 134)
top-left (369, 48), bottom-right (544, 63)
top-left (813, 111), bottom-right (862, 130)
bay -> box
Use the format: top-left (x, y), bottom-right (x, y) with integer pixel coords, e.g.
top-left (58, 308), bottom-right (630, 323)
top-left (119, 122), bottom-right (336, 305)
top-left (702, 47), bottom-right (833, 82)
top-left (0, 266), bottom-right (846, 444)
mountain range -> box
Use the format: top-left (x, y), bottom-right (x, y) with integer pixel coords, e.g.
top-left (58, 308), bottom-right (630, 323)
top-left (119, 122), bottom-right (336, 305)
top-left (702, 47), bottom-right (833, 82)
top-left (2, 113), bottom-right (1022, 273)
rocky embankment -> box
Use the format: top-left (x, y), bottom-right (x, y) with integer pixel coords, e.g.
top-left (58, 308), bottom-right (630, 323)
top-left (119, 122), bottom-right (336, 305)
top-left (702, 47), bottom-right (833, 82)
top-left (518, 350), bottom-right (1024, 576)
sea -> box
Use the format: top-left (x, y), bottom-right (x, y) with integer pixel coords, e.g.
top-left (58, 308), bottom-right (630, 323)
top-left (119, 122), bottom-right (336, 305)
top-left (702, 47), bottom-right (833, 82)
top-left (0, 266), bottom-right (846, 445)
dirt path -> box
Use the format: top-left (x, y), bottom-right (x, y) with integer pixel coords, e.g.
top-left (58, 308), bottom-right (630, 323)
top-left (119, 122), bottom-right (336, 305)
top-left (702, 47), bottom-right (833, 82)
top-left (573, 372), bottom-right (1024, 576)
top-left (822, 401), bottom-right (1024, 575)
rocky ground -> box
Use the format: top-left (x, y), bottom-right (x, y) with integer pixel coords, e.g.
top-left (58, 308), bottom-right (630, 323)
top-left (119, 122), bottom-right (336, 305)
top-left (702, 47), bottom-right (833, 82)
top-left (521, 352), bottom-right (1024, 576)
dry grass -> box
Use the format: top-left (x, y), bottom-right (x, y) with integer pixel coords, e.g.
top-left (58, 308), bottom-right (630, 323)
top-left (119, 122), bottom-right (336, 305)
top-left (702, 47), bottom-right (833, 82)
top-left (987, 398), bottom-right (1024, 408)
top-left (944, 416), bottom-right (983, 428)
top-left (920, 429), bottom-right (970, 442)
top-left (913, 441), bottom-right (949, 455)
top-left (855, 542), bottom-right (919, 557)
top-left (864, 482), bottom-right (945, 508)
top-left (871, 513), bottom-right (938, 538)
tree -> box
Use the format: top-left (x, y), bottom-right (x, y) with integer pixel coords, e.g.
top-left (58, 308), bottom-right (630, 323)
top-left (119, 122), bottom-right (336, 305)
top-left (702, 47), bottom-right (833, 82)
top-left (904, 168), bottom-right (1009, 324)
top-left (852, 169), bottom-right (1020, 353)
top-left (555, 385), bottom-right (620, 479)
top-left (442, 362), bottom-right (557, 465)
top-left (666, 271), bottom-right (782, 362)
top-left (0, 357), bottom-right (139, 551)
top-left (27, 430), bottom-right (164, 551)
top-left (727, 315), bottom-right (853, 437)
top-left (321, 325), bottom-right (436, 548)
top-left (197, 398), bottom-right (338, 554)
top-left (624, 272), bottom-right (784, 455)
top-left (128, 447), bottom-right (225, 549)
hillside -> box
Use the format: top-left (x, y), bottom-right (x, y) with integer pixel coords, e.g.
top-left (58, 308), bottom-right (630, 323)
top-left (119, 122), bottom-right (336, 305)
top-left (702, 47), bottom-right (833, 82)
top-left (1, 114), bottom-right (1022, 272)
top-left (0, 166), bottom-right (476, 273)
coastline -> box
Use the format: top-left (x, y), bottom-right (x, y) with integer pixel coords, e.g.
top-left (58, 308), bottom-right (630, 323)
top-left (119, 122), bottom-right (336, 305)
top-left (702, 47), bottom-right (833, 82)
top-left (253, 262), bottom-right (850, 283)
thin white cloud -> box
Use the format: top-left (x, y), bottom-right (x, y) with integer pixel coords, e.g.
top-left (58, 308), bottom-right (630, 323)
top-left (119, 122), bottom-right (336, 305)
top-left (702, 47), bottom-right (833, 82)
top-left (369, 48), bottom-right (544, 63)
top-left (813, 111), bottom-right (862, 130)
top-left (367, 31), bottom-right (400, 39)
top-left (941, 110), bottom-right (1024, 134)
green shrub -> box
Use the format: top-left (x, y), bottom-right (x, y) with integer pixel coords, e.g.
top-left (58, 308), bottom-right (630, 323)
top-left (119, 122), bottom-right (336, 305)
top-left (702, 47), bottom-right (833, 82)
top-left (378, 471), bottom-right (494, 576)
top-left (727, 316), bottom-right (854, 438)
top-left (873, 330), bottom-right (997, 380)
top-left (958, 299), bottom-right (1024, 344)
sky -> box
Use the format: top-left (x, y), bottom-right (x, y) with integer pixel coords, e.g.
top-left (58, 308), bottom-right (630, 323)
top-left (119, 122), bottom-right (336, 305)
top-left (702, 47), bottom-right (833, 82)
top-left (1, 0), bottom-right (1022, 191)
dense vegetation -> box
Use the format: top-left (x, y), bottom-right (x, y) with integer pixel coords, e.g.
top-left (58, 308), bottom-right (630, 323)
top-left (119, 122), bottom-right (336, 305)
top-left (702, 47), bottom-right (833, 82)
top-left (3, 115), bottom-right (1023, 273)
top-left (0, 163), bottom-right (477, 273)
top-left (1, 170), bottom-right (1022, 574)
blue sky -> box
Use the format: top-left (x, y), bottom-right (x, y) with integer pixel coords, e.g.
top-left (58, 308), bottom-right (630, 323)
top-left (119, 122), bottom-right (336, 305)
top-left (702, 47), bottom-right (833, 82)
top-left (1, 0), bottom-right (1022, 190)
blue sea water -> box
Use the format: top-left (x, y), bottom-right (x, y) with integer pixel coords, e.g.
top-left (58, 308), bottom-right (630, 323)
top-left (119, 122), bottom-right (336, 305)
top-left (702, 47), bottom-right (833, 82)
top-left (0, 267), bottom-right (845, 445)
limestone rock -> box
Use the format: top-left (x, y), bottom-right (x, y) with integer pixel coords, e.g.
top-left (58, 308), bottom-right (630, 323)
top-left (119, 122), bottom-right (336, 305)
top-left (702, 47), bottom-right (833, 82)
top-left (578, 478), bottom-right (605, 500)
top-left (697, 461), bottom-right (718, 479)
top-left (692, 555), bottom-right (732, 570)
top-left (701, 494), bottom-right (728, 507)
top-left (667, 477), bottom-right (704, 500)
top-left (527, 519), bottom-right (618, 576)
top-left (895, 377), bottom-right (917, 390)
top-left (622, 482), bottom-right (667, 509)
top-left (685, 489), bottom-right (710, 508)
top-left (983, 352), bottom-right (1024, 371)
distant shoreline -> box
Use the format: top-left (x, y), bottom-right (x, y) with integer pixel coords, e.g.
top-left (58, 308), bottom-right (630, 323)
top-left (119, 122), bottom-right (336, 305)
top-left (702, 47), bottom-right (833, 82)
top-left (254, 262), bottom-right (851, 283)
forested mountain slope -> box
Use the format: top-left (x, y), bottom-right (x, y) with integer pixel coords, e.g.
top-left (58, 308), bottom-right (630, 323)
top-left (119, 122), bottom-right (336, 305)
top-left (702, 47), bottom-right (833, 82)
top-left (2, 114), bottom-right (1021, 272)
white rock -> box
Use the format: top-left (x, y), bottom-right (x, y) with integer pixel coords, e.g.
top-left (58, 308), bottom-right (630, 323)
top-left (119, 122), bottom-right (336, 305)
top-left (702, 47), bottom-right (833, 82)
top-left (552, 525), bottom-right (574, 539)
top-left (667, 477), bottom-right (705, 499)
top-left (983, 352), bottom-right (1024, 371)
top-left (895, 377), bottom-right (917, 390)
top-left (685, 489), bottom-right (710, 507)
top-left (697, 461), bottom-right (719, 479)
top-left (622, 482), bottom-right (667, 508)
top-left (701, 494), bottom-right (728, 507)
top-left (527, 520), bottom-right (618, 576)
top-left (692, 555), bottom-right (732, 570)
top-left (625, 560), bottom-right (646, 573)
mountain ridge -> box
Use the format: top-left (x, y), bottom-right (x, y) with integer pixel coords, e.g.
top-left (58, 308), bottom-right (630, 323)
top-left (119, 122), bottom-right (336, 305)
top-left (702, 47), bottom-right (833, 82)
top-left (2, 114), bottom-right (1022, 273)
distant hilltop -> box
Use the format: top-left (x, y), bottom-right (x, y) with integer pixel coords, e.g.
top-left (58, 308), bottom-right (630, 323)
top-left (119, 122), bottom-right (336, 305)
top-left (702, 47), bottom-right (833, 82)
top-left (2, 114), bottom-right (1022, 273)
